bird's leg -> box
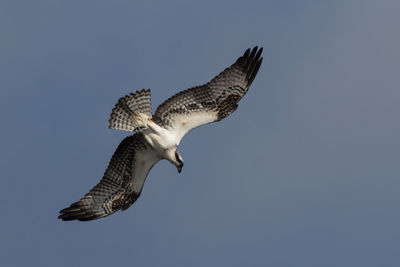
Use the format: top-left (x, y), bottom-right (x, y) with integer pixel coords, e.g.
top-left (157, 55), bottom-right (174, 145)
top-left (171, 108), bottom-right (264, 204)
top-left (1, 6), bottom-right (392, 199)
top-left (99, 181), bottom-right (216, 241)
top-left (134, 125), bottom-right (148, 133)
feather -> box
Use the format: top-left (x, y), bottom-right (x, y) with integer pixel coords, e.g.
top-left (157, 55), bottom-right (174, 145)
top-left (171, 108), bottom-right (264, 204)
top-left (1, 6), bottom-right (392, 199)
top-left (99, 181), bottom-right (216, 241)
top-left (59, 47), bottom-right (263, 221)
top-left (58, 134), bottom-right (160, 221)
top-left (108, 89), bottom-right (152, 132)
top-left (152, 46), bottom-right (263, 142)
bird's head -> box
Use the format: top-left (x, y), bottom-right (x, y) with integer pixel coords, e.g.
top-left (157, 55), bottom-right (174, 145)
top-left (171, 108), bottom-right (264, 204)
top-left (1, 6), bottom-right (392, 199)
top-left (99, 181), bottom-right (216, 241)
top-left (165, 147), bottom-right (184, 173)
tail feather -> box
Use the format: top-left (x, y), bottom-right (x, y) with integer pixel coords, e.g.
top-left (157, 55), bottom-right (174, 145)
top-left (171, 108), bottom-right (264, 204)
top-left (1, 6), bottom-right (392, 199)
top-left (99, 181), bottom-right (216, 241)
top-left (108, 89), bottom-right (152, 132)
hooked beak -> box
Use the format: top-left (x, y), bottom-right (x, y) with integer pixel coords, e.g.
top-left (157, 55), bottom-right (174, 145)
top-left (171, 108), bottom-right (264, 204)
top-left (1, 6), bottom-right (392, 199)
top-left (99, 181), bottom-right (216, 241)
top-left (177, 163), bottom-right (183, 173)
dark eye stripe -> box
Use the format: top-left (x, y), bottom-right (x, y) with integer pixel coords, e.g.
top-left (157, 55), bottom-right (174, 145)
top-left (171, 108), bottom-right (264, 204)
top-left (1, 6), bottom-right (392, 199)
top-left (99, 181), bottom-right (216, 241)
top-left (175, 152), bottom-right (183, 163)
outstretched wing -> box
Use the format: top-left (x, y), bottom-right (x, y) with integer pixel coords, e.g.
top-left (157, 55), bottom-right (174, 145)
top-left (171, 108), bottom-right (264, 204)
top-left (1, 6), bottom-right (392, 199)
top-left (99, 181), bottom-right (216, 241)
top-left (58, 134), bottom-right (160, 221)
top-left (153, 46), bottom-right (263, 142)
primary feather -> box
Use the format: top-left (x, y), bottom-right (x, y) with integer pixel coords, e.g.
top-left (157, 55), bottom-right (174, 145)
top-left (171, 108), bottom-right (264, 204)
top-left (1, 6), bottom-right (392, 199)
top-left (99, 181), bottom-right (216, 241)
top-left (59, 134), bottom-right (160, 221)
top-left (153, 46), bottom-right (263, 141)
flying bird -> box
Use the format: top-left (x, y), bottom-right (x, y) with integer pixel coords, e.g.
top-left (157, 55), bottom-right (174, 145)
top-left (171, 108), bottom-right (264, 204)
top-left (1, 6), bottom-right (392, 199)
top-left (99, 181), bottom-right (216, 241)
top-left (59, 46), bottom-right (263, 221)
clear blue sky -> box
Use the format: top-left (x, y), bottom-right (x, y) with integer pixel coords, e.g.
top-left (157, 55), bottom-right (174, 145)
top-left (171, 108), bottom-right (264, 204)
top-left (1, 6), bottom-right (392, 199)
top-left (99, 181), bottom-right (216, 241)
top-left (1, 1), bottom-right (399, 266)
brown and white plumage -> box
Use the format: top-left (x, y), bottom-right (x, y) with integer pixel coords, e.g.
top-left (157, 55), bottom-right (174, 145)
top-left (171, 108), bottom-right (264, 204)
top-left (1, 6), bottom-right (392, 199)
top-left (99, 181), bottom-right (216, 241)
top-left (153, 46), bottom-right (263, 142)
top-left (59, 46), bottom-right (263, 221)
top-left (58, 134), bottom-right (160, 221)
top-left (108, 89), bottom-right (152, 132)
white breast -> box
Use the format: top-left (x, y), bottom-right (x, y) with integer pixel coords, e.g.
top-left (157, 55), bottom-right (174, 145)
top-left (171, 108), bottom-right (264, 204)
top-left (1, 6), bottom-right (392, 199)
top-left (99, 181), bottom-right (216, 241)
top-left (143, 121), bottom-right (178, 151)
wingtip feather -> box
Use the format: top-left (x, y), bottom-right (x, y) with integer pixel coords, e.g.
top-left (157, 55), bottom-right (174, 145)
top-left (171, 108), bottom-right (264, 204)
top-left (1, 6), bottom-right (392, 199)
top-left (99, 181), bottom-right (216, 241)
top-left (238, 46), bottom-right (263, 85)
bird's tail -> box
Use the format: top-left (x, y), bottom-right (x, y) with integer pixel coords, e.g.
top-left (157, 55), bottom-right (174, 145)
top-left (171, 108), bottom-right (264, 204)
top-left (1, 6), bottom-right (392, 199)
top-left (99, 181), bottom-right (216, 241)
top-left (108, 89), bottom-right (152, 132)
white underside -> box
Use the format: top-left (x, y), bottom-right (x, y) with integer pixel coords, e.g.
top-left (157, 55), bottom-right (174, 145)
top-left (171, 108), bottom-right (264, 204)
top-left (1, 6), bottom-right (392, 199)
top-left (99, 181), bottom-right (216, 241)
top-left (143, 110), bottom-right (217, 152)
top-left (168, 111), bottom-right (218, 143)
top-left (133, 110), bottom-right (218, 190)
top-left (131, 147), bottom-right (160, 193)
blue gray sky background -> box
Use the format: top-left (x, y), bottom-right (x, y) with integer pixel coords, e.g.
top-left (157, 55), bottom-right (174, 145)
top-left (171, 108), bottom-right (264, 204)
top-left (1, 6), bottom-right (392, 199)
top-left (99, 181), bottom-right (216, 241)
top-left (1, 1), bottom-right (399, 266)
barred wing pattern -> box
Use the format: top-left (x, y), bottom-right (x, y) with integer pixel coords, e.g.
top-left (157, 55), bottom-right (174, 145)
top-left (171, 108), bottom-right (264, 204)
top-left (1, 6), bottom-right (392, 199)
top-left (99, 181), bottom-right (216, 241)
top-left (108, 89), bottom-right (152, 132)
top-left (59, 46), bottom-right (263, 222)
top-left (58, 134), bottom-right (160, 221)
top-left (153, 46), bottom-right (263, 141)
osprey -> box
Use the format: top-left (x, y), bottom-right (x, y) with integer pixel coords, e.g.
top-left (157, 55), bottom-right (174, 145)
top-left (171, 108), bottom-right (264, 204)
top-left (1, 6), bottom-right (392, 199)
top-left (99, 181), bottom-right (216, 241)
top-left (59, 46), bottom-right (263, 221)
